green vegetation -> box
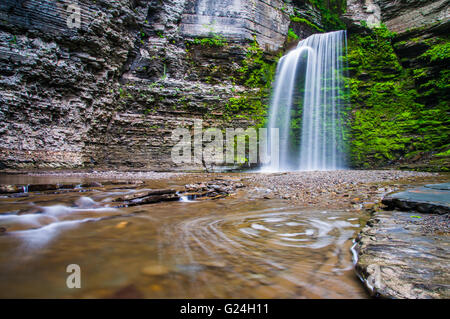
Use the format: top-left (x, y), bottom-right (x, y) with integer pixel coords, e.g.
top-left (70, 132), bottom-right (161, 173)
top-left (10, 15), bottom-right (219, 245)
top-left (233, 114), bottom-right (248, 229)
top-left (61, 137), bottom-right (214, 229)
top-left (287, 28), bottom-right (299, 42)
top-left (9, 34), bottom-right (16, 45)
top-left (237, 39), bottom-right (279, 89)
top-left (223, 39), bottom-right (280, 126)
top-left (347, 25), bottom-right (450, 170)
top-left (289, 16), bottom-right (325, 33)
top-left (307, 0), bottom-right (346, 31)
top-left (189, 34), bottom-right (228, 47)
top-left (289, 0), bottom-right (346, 35)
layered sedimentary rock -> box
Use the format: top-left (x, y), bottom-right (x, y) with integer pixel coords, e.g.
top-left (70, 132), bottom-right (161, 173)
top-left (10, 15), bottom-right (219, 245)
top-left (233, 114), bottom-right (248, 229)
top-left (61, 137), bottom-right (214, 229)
top-left (377, 0), bottom-right (449, 34)
top-left (0, 0), bottom-right (300, 170)
top-left (345, 0), bottom-right (449, 170)
top-left (180, 0), bottom-right (291, 51)
top-left (344, 0), bottom-right (449, 33)
top-left (354, 210), bottom-right (450, 298)
top-left (355, 185), bottom-right (450, 298)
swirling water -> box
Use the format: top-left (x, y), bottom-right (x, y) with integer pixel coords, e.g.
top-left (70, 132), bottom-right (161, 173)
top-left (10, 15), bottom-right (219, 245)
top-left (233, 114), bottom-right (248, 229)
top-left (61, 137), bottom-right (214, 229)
top-left (0, 175), bottom-right (369, 298)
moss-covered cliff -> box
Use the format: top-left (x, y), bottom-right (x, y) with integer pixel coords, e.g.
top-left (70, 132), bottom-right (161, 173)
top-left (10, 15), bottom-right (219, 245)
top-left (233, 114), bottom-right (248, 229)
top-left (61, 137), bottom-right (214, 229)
top-left (347, 22), bottom-right (449, 171)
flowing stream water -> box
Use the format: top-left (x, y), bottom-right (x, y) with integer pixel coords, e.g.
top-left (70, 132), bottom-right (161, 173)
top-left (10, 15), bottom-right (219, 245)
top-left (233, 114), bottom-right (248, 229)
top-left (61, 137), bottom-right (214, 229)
top-left (265, 31), bottom-right (348, 171)
top-left (0, 174), bottom-right (370, 298)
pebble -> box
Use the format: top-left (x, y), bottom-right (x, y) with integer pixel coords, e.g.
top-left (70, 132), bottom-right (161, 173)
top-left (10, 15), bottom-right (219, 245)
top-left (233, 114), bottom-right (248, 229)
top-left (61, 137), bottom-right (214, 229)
top-left (199, 261), bottom-right (227, 268)
top-left (115, 221), bottom-right (130, 229)
top-left (141, 264), bottom-right (170, 276)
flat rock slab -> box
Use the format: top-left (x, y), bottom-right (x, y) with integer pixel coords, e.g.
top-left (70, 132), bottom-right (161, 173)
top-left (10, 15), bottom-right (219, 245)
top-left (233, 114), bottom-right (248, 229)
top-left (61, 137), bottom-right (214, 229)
top-left (382, 184), bottom-right (450, 214)
top-left (354, 211), bottom-right (450, 299)
top-left (425, 183), bottom-right (450, 191)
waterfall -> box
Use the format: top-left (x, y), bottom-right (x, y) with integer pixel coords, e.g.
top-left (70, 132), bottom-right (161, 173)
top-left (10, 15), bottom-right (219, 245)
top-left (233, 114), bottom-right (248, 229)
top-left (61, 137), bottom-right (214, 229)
top-left (264, 30), bottom-right (348, 172)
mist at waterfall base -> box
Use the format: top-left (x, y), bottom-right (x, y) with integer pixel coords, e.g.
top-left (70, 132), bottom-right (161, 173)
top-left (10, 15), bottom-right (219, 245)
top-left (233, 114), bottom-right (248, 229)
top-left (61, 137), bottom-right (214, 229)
top-left (263, 30), bottom-right (349, 172)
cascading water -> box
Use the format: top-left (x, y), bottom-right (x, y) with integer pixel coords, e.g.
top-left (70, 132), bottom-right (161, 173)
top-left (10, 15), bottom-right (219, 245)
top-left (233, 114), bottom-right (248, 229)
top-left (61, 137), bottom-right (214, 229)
top-left (264, 30), bottom-right (348, 172)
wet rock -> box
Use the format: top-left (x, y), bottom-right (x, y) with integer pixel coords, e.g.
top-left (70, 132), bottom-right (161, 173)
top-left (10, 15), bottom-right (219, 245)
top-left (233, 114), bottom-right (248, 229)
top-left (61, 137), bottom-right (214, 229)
top-left (80, 182), bottom-right (103, 188)
top-left (110, 284), bottom-right (144, 299)
top-left (75, 197), bottom-right (99, 209)
top-left (126, 193), bottom-right (180, 207)
top-left (0, 226), bottom-right (7, 233)
top-left (180, 180), bottom-right (245, 201)
top-left (363, 202), bottom-right (376, 211)
top-left (9, 193), bottom-right (29, 198)
top-left (17, 208), bottom-right (42, 215)
top-left (27, 184), bottom-right (60, 192)
top-left (354, 210), bottom-right (450, 299)
top-left (382, 184), bottom-right (450, 214)
top-left (0, 185), bottom-right (22, 194)
top-left (113, 189), bottom-right (176, 202)
top-left (58, 184), bottom-right (78, 190)
top-left (103, 180), bottom-right (145, 186)
top-left (248, 170), bottom-right (438, 208)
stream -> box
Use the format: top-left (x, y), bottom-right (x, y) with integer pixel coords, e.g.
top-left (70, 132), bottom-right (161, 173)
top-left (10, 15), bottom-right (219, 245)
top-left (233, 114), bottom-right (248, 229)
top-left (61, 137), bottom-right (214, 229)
top-left (0, 174), bottom-right (371, 298)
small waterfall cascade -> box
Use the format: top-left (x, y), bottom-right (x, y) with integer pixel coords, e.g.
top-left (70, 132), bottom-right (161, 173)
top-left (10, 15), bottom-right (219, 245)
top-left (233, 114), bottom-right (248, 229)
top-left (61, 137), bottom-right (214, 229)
top-left (264, 30), bottom-right (348, 171)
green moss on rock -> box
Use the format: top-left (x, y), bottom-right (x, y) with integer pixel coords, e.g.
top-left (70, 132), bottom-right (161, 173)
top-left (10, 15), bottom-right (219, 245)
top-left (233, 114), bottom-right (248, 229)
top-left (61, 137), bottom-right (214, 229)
top-left (348, 25), bottom-right (450, 170)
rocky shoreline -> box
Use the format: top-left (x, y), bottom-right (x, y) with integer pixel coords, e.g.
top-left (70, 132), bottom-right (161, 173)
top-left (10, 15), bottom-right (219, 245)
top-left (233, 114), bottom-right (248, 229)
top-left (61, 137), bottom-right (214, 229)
top-left (353, 183), bottom-right (450, 298)
top-left (246, 170), bottom-right (439, 209)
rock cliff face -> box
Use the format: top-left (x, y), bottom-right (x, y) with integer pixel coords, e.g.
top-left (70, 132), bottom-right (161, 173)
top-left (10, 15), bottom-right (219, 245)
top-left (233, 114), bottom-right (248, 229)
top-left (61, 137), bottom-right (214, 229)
top-left (346, 0), bottom-right (449, 171)
top-left (0, 0), bottom-right (300, 170)
top-left (0, 0), bottom-right (447, 171)
top-left (345, 0), bottom-right (449, 33)
top-left (377, 0), bottom-right (449, 33)
top-left (180, 0), bottom-right (291, 51)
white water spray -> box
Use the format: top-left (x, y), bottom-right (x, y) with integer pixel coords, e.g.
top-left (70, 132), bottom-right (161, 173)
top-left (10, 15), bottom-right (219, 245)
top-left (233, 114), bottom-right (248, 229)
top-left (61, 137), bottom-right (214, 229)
top-left (265, 30), bottom-right (348, 171)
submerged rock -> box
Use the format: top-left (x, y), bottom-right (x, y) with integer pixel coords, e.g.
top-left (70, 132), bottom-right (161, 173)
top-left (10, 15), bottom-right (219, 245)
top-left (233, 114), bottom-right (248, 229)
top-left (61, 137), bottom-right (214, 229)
top-left (115, 221), bottom-right (130, 229)
top-left (141, 265), bottom-right (170, 276)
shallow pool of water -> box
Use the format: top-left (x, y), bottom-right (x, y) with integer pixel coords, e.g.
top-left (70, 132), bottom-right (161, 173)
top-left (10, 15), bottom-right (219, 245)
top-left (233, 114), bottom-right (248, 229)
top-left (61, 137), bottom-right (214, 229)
top-left (0, 174), bottom-right (370, 298)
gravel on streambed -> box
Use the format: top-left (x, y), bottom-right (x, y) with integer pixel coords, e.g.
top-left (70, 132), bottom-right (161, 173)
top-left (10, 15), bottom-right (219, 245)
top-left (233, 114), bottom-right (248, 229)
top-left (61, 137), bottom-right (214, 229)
top-left (246, 170), bottom-right (438, 209)
top-left (14, 169), bottom-right (442, 210)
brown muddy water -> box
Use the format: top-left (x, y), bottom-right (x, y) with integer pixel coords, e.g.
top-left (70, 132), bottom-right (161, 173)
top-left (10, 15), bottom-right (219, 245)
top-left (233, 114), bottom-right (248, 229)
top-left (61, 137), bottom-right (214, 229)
top-left (0, 173), bottom-right (372, 298)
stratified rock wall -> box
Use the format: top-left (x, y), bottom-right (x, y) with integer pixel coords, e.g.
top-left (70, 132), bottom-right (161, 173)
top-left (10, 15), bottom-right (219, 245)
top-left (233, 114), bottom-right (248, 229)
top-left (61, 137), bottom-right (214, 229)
top-left (345, 0), bottom-right (449, 33)
top-left (0, 0), bottom-right (297, 170)
top-left (180, 0), bottom-right (291, 51)
top-left (377, 0), bottom-right (449, 33)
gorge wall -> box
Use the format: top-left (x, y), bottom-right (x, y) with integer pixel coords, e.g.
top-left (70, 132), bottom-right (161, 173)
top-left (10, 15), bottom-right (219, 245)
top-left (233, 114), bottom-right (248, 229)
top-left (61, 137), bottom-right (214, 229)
top-left (0, 0), bottom-right (291, 170)
top-left (345, 0), bottom-right (449, 171)
top-left (0, 0), bottom-right (448, 171)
